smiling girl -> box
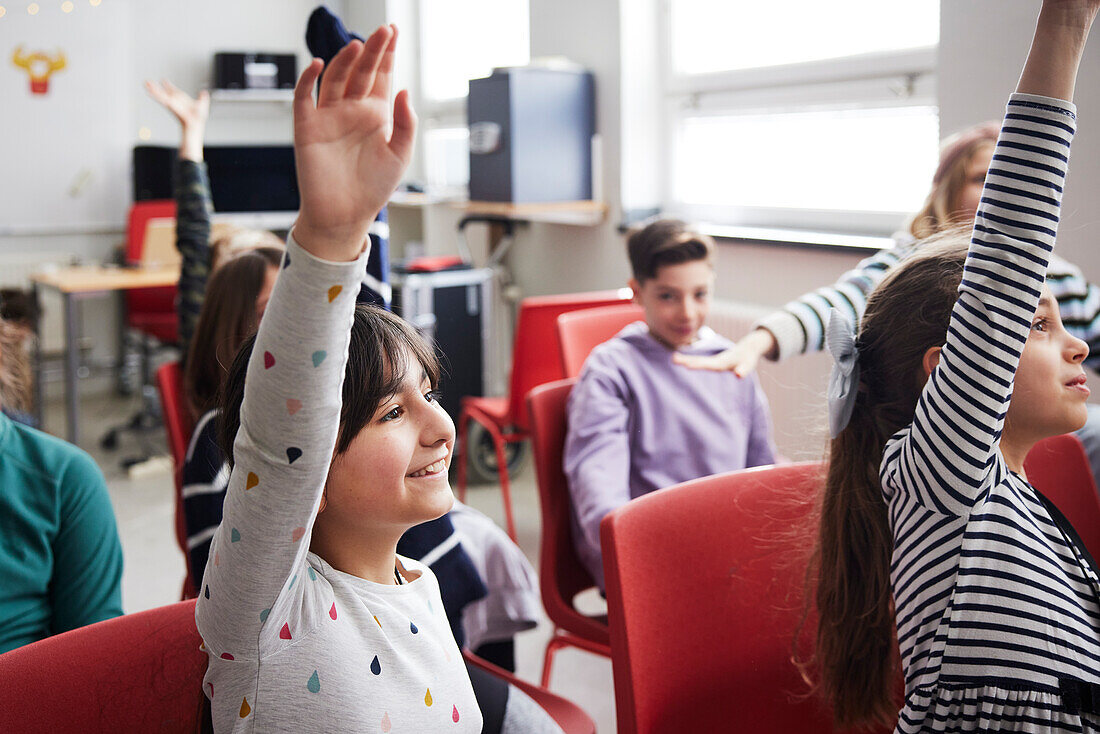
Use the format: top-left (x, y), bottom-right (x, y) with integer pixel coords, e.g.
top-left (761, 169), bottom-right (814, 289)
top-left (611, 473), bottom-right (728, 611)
top-left (193, 27), bottom-right (482, 732)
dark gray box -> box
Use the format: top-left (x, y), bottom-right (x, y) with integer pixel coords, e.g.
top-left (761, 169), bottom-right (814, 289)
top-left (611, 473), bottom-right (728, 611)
top-left (468, 67), bottom-right (595, 203)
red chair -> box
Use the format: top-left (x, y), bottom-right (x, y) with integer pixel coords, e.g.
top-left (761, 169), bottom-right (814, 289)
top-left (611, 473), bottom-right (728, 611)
top-left (156, 361), bottom-right (198, 599)
top-left (125, 200), bottom-right (179, 344)
top-left (600, 462), bottom-right (862, 734)
top-left (456, 289), bottom-right (631, 540)
top-left (0, 600), bottom-right (207, 733)
top-left (527, 379), bottom-right (611, 688)
top-left (557, 303), bottom-right (645, 378)
top-left (463, 651), bottom-right (597, 734)
top-left (1024, 433), bottom-right (1100, 560)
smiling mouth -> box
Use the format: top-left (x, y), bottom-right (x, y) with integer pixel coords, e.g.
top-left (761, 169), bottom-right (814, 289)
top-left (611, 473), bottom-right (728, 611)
top-left (408, 459), bottom-right (447, 478)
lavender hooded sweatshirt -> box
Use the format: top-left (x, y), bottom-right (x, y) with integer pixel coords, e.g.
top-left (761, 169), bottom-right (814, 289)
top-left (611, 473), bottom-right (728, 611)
top-left (563, 322), bottom-right (777, 589)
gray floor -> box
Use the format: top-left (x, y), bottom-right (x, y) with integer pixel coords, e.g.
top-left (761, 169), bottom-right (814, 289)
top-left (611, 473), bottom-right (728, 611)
top-left (47, 389), bottom-right (616, 733)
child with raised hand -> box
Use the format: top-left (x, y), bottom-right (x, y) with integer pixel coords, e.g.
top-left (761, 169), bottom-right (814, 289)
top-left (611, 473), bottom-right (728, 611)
top-left (809, 1), bottom-right (1100, 730)
top-left (194, 28), bottom-right (484, 732)
top-left (143, 78), bottom-right (285, 365)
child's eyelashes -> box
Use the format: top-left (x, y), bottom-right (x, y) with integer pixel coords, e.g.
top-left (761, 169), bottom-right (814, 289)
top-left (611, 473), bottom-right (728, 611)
top-left (380, 391), bottom-right (442, 423)
top-left (1032, 317), bottom-right (1049, 333)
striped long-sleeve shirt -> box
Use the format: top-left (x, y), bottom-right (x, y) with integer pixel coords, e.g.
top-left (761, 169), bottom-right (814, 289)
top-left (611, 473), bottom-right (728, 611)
top-left (173, 158), bottom-right (213, 363)
top-left (884, 94), bottom-right (1100, 732)
top-left (755, 204), bottom-right (1100, 376)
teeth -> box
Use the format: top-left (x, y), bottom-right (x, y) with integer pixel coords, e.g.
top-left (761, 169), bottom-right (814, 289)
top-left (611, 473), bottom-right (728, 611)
top-left (410, 460), bottom-right (446, 478)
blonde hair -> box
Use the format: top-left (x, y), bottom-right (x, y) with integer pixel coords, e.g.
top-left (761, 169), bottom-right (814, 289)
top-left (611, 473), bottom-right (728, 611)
top-left (0, 318), bottom-right (31, 413)
top-left (907, 122), bottom-right (999, 240)
top-left (210, 227), bottom-right (285, 271)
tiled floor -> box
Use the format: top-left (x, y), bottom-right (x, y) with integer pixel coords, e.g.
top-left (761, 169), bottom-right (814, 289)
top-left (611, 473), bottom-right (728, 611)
top-left (53, 390), bottom-right (617, 733)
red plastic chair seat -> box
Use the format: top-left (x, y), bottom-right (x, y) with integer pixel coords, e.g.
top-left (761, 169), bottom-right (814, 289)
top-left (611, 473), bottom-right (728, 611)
top-left (126, 200), bottom-right (179, 346)
top-left (156, 361), bottom-right (197, 599)
top-left (528, 379), bottom-right (611, 688)
top-left (557, 303), bottom-right (645, 378)
top-left (463, 651), bottom-right (596, 734)
top-left (455, 290), bottom-right (632, 541)
top-left (0, 600), bottom-right (206, 733)
top-left (600, 462), bottom-right (870, 734)
top-left (461, 394), bottom-right (510, 423)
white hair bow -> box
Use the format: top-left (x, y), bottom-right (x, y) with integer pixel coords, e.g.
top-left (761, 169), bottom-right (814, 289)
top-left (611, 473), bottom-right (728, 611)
top-left (825, 309), bottom-right (861, 438)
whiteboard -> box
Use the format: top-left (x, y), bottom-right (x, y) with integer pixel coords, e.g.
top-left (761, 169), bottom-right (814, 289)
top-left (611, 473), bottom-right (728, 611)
top-left (0, 0), bottom-right (131, 232)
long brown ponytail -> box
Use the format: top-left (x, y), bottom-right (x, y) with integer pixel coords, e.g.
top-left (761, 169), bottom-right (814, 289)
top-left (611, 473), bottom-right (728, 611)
top-left (805, 230), bottom-right (970, 728)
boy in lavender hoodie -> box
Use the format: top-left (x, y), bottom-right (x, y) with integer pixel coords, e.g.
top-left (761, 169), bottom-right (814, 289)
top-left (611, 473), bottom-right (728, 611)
top-left (564, 220), bottom-right (777, 589)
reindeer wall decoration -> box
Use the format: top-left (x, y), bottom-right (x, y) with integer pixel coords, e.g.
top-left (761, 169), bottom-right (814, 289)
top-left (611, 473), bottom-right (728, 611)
top-left (12, 46), bottom-right (67, 95)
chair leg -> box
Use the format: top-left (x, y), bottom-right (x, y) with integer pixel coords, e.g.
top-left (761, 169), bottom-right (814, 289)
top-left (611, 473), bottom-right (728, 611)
top-left (541, 633), bottom-right (567, 688)
top-left (456, 409), bottom-right (470, 502)
top-left (492, 431), bottom-right (517, 542)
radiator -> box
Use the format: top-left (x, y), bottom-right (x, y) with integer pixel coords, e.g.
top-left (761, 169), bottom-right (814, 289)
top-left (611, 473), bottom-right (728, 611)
top-left (0, 251), bottom-right (81, 354)
top-left (707, 299), bottom-right (830, 462)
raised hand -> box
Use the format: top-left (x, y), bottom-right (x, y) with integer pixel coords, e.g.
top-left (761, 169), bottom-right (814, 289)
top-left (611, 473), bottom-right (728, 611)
top-left (144, 79), bottom-right (209, 161)
top-left (672, 328), bottom-right (776, 378)
top-left (1018, 0), bottom-right (1100, 101)
top-left (292, 25), bottom-right (416, 263)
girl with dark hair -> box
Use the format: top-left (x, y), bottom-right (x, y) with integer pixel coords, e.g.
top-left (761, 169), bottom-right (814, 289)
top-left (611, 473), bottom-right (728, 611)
top-left (194, 29), bottom-right (558, 732)
top-left (152, 80), bottom-right (538, 675)
top-left (806, 2), bottom-right (1100, 730)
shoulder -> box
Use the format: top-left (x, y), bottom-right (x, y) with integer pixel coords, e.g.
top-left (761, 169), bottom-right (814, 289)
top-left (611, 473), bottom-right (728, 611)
top-left (3, 420), bottom-right (104, 489)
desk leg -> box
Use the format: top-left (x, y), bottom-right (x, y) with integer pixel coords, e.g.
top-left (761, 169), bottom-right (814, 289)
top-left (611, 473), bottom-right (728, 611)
top-left (63, 292), bottom-right (80, 445)
top-left (31, 282), bottom-right (44, 428)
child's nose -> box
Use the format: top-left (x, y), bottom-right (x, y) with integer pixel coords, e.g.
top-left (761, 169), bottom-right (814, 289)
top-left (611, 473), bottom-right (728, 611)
top-left (1067, 333), bottom-right (1089, 363)
top-left (422, 402), bottom-right (455, 447)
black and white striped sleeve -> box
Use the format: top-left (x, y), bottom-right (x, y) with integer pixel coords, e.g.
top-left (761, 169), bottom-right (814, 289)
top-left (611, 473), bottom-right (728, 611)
top-left (881, 93), bottom-right (1077, 515)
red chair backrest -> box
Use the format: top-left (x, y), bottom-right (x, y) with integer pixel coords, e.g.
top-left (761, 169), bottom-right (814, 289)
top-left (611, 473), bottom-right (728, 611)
top-left (0, 600), bottom-right (207, 733)
top-left (601, 462), bottom-right (853, 734)
top-left (157, 361), bottom-right (194, 469)
top-left (463, 651), bottom-right (596, 734)
top-left (1024, 433), bottom-right (1100, 560)
top-left (527, 379), bottom-right (607, 640)
top-left (156, 361), bottom-right (197, 595)
top-left (557, 303), bottom-right (645, 378)
top-left (506, 290), bottom-right (631, 432)
top-left (126, 200), bottom-right (178, 324)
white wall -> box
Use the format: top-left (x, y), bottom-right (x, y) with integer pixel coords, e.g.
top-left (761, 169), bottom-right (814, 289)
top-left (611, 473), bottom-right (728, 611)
top-left (940, 0), bottom-right (1100, 282)
top-left (0, 0), bottom-right (338, 374)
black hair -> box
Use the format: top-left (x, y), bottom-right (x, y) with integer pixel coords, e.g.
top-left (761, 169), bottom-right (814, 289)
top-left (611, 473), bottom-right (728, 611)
top-left (218, 304), bottom-right (441, 466)
top-left (626, 218), bottom-right (715, 283)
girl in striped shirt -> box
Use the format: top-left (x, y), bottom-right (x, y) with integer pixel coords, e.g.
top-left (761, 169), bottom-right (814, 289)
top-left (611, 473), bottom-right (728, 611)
top-left (811, 2), bottom-right (1100, 731)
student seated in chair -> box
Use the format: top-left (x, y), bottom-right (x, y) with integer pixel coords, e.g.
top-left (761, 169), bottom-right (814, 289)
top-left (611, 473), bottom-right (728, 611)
top-left (0, 314), bottom-right (123, 654)
top-left (564, 220), bottom-right (778, 590)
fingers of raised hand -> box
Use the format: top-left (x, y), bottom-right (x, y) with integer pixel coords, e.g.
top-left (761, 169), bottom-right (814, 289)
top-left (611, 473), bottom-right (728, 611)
top-left (317, 40), bottom-right (364, 106)
top-left (293, 58), bottom-right (325, 119)
top-left (344, 25), bottom-right (395, 100)
top-left (389, 89), bottom-right (417, 163)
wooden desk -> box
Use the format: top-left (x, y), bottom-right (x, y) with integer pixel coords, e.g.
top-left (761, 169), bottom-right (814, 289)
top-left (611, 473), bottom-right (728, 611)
top-left (31, 265), bottom-right (179, 446)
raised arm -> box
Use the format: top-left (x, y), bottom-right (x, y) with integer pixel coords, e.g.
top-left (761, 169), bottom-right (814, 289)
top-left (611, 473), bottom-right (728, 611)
top-left (883, 0), bottom-right (1098, 513)
top-left (145, 80), bottom-right (212, 361)
top-left (195, 26), bottom-right (416, 656)
top-left (674, 247), bottom-right (903, 376)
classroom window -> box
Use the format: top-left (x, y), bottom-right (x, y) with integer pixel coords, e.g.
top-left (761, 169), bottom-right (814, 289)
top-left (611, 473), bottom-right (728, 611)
top-left (663, 1), bottom-right (940, 237)
top-left (419, 0), bottom-right (530, 102)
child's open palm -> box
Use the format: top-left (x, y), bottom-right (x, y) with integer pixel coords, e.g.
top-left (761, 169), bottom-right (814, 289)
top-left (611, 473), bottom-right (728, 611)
top-left (292, 25), bottom-right (416, 262)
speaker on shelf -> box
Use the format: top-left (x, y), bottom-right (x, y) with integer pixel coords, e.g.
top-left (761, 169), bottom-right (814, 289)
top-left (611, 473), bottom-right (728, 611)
top-left (213, 52), bottom-right (297, 90)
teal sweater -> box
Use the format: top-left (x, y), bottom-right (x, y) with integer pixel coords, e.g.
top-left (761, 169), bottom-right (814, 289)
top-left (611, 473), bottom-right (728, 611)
top-left (0, 413), bottom-right (123, 653)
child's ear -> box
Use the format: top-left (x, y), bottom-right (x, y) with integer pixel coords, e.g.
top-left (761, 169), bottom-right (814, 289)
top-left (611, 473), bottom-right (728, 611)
top-left (922, 346), bottom-right (943, 378)
top-left (628, 278), bottom-right (641, 304)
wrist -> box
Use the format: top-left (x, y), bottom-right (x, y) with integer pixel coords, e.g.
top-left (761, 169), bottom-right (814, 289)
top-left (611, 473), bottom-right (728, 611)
top-left (747, 328), bottom-right (778, 359)
top-left (178, 131), bottom-right (205, 162)
top-left (291, 218), bottom-right (372, 263)
top-left (1037, 3), bottom-right (1098, 34)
